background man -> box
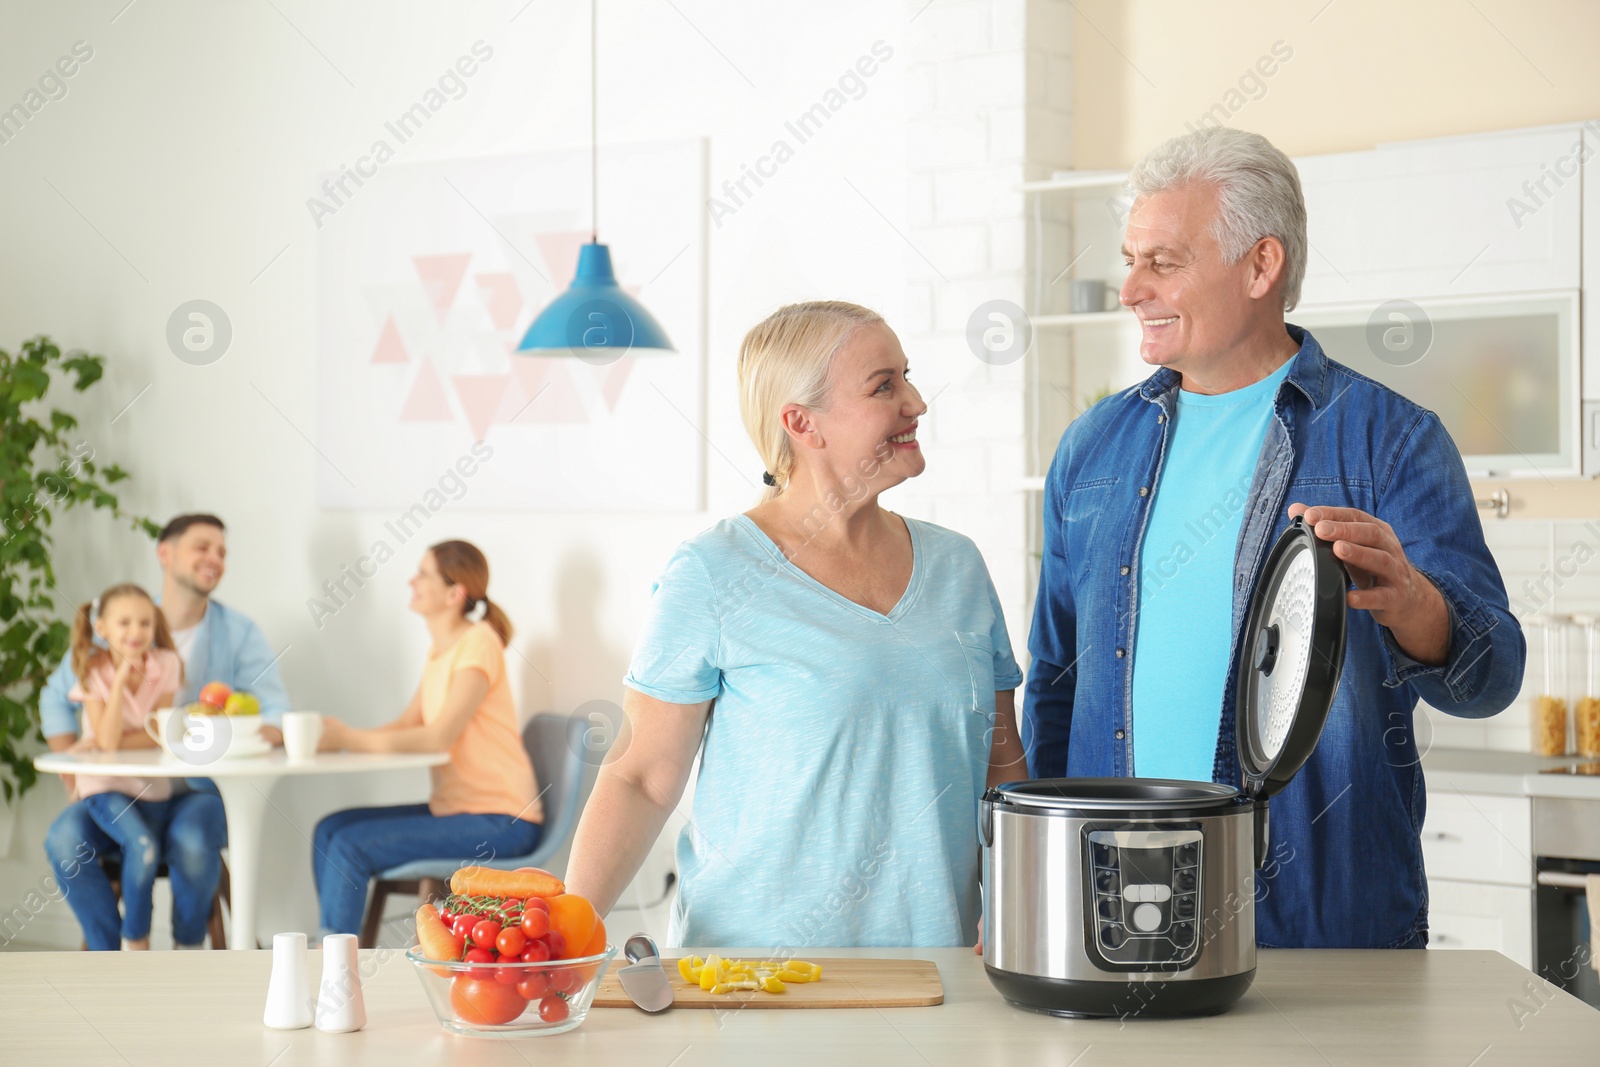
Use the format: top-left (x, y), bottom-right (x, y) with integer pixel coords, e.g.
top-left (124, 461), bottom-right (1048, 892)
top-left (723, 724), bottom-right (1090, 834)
top-left (41, 513), bottom-right (290, 948)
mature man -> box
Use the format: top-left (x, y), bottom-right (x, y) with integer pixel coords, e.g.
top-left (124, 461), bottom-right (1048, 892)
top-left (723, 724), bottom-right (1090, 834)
top-left (1025, 127), bottom-right (1525, 949)
top-left (41, 513), bottom-right (290, 949)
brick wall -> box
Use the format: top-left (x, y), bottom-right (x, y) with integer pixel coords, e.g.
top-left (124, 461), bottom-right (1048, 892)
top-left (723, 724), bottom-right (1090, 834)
top-left (894, 0), bottom-right (1072, 657)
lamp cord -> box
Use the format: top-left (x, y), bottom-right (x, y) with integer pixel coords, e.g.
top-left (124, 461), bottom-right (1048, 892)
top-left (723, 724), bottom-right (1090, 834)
top-left (591, 0), bottom-right (598, 243)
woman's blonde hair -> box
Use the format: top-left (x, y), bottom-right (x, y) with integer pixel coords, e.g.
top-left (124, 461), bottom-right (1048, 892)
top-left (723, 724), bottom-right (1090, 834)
top-left (737, 300), bottom-right (884, 501)
top-left (71, 583), bottom-right (182, 685)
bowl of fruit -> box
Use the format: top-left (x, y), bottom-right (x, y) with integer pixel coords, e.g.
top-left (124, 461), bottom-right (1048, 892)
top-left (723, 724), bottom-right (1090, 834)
top-left (408, 865), bottom-right (613, 1037)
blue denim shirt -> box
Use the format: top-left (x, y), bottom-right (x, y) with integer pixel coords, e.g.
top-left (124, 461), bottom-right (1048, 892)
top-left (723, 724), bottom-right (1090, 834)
top-left (1024, 325), bottom-right (1525, 949)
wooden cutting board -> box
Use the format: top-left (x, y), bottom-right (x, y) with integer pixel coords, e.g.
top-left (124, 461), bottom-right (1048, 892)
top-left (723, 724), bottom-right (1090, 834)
top-left (593, 957), bottom-right (943, 1009)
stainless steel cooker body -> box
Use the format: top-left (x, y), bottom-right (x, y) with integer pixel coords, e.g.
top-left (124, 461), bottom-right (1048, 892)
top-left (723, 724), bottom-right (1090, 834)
top-left (981, 780), bottom-right (1259, 1018)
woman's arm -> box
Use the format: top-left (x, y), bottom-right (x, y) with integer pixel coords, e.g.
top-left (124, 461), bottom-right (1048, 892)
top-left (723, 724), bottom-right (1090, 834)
top-left (986, 688), bottom-right (1026, 790)
top-left (564, 688), bottom-right (711, 917)
top-left (374, 688), bottom-right (425, 732)
top-left (321, 673), bottom-right (486, 754)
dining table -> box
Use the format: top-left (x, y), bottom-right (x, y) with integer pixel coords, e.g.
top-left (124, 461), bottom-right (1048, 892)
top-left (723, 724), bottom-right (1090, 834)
top-left (33, 748), bottom-right (449, 949)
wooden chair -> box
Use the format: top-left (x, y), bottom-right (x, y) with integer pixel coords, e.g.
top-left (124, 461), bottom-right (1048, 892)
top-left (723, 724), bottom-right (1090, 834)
top-left (85, 856), bottom-right (232, 949)
top-left (359, 714), bottom-right (602, 948)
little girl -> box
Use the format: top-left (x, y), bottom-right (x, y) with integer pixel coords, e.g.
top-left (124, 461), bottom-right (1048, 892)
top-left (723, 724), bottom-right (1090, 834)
top-left (59, 583), bottom-right (183, 950)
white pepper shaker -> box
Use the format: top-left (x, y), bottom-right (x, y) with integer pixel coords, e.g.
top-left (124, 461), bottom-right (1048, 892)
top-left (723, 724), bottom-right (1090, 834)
top-left (263, 932), bottom-right (313, 1030)
top-left (314, 933), bottom-right (367, 1033)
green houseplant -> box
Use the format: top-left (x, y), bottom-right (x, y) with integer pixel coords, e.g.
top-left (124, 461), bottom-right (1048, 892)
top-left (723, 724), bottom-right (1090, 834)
top-left (0, 336), bottom-right (157, 801)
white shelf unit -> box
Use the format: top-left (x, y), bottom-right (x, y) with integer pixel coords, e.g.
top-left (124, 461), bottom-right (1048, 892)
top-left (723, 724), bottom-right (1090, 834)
top-left (1021, 171), bottom-right (1143, 627)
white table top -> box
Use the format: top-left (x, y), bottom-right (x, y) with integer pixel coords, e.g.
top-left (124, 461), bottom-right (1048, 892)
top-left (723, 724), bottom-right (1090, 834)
top-left (34, 749), bottom-right (448, 778)
top-left (2, 946), bottom-right (1595, 1065)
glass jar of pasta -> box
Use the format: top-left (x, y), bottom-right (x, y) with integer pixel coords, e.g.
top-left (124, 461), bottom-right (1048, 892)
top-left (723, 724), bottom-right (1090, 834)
top-left (1531, 614), bottom-right (1573, 757)
top-left (1573, 614), bottom-right (1600, 758)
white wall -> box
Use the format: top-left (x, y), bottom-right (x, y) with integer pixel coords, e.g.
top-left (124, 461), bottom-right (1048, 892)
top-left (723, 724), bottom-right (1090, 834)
top-left (0, 0), bottom-right (931, 948)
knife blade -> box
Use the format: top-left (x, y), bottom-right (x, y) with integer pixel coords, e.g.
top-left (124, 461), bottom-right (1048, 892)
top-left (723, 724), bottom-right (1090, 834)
top-left (617, 933), bottom-right (674, 1013)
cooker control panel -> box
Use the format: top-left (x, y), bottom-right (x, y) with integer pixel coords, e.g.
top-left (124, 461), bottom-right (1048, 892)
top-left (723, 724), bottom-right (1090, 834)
top-left (1084, 828), bottom-right (1203, 969)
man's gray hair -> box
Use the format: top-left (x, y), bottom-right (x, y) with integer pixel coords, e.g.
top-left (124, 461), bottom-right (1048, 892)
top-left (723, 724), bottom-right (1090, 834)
top-left (1127, 127), bottom-right (1307, 312)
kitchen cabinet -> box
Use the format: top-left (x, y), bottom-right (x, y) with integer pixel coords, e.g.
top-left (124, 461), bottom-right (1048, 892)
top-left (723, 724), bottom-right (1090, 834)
top-left (1427, 880), bottom-right (1535, 968)
top-left (1295, 125), bottom-right (1583, 303)
top-left (1420, 791), bottom-right (1535, 968)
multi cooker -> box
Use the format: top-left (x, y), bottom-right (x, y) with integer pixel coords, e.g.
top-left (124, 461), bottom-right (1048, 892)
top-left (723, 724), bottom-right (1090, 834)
top-left (981, 516), bottom-right (1349, 1017)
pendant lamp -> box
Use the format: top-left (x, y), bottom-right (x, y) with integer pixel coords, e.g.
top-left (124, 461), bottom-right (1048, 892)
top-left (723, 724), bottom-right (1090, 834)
top-left (517, 0), bottom-right (674, 359)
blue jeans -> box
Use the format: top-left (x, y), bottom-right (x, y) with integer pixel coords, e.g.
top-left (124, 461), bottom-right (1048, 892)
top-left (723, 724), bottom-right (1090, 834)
top-left (313, 803), bottom-right (542, 936)
top-left (44, 791), bottom-right (227, 949)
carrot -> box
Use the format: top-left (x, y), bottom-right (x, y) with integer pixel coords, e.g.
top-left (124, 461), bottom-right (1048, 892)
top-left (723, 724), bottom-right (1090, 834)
top-left (415, 903), bottom-right (463, 969)
top-left (448, 865), bottom-right (565, 900)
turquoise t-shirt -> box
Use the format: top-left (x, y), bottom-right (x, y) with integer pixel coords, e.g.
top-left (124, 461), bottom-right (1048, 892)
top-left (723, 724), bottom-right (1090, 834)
top-left (1131, 358), bottom-right (1294, 781)
top-left (624, 514), bottom-right (1023, 949)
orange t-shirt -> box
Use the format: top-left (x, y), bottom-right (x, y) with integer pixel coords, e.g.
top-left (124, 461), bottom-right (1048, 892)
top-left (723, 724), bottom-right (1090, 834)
top-left (421, 622), bottom-right (541, 822)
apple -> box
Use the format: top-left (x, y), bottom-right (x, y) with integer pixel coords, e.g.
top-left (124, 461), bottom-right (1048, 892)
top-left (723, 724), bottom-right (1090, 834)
top-left (198, 682), bottom-right (232, 710)
top-left (224, 691), bottom-right (260, 717)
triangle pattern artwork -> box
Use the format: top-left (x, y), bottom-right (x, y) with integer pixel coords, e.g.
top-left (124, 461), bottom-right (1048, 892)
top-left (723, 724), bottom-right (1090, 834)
top-left (399, 358), bottom-right (455, 422)
top-left (369, 315), bottom-right (409, 364)
top-left (510, 357), bottom-right (587, 424)
top-left (474, 273), bottom-right (522, 330)
top-left (413, 253), bottom-right (473, 324)
top-left (453, 373), bottom-right (513, 441)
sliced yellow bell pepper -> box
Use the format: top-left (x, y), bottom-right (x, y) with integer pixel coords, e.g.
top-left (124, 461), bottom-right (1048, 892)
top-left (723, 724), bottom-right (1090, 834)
top-left (709, 979), bottom-right (759, 994)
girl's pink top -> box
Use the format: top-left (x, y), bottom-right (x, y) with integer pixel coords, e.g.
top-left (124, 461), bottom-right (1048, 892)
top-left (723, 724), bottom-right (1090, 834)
top-left (68, 649), bottom-right (182, 801)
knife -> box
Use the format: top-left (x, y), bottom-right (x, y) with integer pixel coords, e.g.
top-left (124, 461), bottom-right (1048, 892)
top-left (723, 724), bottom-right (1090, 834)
top-left (617, 933), bottom-right (674, 1013)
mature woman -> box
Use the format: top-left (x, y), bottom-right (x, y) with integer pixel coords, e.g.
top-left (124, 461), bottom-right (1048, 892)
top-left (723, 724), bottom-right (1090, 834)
top-left (311, 540), bottom-right (542, 937)
top-left (566, 301), bottom-right (1026, 948)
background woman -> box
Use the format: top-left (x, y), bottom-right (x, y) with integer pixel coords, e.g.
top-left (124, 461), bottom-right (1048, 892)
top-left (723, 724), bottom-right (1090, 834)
top-left (566, 300), bottom-right (1027, 947)
top-left (312, 540), bottom-right (542, 937)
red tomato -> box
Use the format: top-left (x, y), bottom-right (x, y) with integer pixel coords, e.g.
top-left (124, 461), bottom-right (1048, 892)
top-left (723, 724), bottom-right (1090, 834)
top-left (463, 946), bottom-right (496, 982)
top-left (517, 971), bottom-right (551, 1000)
top-left (521, 941), bottom-right (551, 963)
top-left (548, 966), bottom-right (580, 994)
top-left (493, 960), bottom-right (523, 986)
top-left (438, 907), bottom-right (455, 925)
top-left (520, 909), bottom-right (550, 939)
top-left (450, 977), bottom-right (527, 1026)
top-left (496, 928), bottom-right (527, 957)
top-left (524, 896), bottom-right (550, 914)
top-left (543, 931), bottom-right (567, 959)
top-left (450, 914), bottom-right (476, 941)
top-left (538, 994), bottom-right (570, 1024)
top-left (471, 919), bottom-right (503, 949)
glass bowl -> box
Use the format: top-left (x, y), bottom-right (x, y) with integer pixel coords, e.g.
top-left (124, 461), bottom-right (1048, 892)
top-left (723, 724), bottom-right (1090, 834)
top-left (405, 944), bottom-right (617, 1037)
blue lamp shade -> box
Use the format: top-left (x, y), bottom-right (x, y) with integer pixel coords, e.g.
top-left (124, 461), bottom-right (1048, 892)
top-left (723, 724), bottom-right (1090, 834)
top-left (515, 242), bottom-right (674, 356)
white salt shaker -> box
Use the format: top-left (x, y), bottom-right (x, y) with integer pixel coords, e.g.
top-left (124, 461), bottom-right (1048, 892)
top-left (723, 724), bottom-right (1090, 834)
top-left (314, 933), bottom-right (367, 1033)
top-left (263, 932), bottom-right (313, 1030)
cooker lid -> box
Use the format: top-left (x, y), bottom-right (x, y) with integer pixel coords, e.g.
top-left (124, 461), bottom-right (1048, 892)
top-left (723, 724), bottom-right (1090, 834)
top-left (1235, 515), bottom-right (1349, 800)
top-left (991, 778), bottom-right (1241, 811)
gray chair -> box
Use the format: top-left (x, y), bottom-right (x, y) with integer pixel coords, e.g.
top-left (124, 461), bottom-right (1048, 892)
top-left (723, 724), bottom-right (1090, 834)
top-left (358, 713), bottom-right (602, 948)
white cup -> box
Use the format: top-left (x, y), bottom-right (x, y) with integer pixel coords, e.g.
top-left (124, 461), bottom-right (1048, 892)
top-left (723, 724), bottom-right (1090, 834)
top-left (144, 708), bottom-right (179, 756)
top-left (283, 712), bottom-right (324, 763)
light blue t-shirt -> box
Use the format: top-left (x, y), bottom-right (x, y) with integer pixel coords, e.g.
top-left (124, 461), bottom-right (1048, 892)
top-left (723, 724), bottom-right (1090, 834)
top-left (625, 514), bottom-right (1023, 949)
top-left (1131, 359), bottom-right (1294, 781)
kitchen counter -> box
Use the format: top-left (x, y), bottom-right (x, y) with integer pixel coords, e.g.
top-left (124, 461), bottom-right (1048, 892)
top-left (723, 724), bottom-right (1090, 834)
top-left (4, 946), bottom-right (1595, 1065)
top-left (1422, 747), bottom-right (1600, 799)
